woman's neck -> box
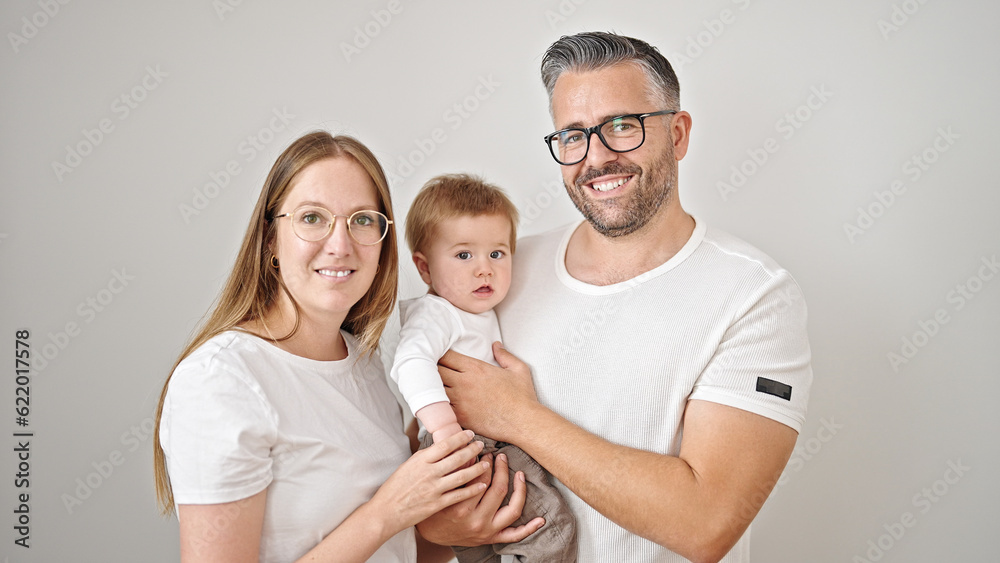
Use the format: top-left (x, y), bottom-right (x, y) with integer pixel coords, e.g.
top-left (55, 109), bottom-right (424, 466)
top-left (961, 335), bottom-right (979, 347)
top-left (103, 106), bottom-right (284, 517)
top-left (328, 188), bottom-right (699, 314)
top-left (244, 299), bottom-right (349, 361)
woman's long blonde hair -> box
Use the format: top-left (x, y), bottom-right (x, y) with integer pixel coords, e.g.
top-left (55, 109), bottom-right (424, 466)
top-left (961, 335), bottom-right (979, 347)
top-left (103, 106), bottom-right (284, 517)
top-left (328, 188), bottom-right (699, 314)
top-left (152, 131), bottom-right (398, 514)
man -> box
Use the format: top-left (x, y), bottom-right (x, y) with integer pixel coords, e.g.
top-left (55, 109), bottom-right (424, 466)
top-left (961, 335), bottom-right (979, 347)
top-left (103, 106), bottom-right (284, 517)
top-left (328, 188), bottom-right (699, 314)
top-left (423, 31), bottom-right (812, 562)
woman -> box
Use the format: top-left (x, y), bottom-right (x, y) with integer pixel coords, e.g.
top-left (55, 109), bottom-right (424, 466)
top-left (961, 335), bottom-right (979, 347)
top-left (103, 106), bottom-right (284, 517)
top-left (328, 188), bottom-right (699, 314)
top-left (153, 131), bottom-right (493, 562)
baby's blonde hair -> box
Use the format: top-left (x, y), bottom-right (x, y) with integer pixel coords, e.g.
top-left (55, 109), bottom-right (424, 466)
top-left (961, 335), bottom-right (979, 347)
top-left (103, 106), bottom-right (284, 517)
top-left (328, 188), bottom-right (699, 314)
top-left (405, 173), bottom-right (519, 255)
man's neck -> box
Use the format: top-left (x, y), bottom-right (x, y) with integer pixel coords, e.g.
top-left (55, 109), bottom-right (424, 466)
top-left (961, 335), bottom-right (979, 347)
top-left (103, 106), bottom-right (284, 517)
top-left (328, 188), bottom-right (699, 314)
top-left (565, 205), bottom-right (696, 286)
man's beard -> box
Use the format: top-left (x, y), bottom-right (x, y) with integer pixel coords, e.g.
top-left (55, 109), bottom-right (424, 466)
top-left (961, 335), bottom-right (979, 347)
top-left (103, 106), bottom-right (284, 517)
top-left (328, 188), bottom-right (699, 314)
top-left (566, 147), bottom-right (676, 238)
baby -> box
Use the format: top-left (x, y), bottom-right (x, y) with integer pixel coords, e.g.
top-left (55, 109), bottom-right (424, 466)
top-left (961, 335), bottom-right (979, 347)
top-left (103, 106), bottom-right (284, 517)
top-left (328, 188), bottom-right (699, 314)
top-left (391, 174), bottom-right (576, 562)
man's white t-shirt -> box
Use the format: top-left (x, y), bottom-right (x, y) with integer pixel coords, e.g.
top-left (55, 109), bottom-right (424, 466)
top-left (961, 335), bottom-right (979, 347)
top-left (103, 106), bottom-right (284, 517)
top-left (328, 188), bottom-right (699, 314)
top-left (496, 219), bottom-right (813, 562)
top-left (160, 330), bottom-right (414, 563)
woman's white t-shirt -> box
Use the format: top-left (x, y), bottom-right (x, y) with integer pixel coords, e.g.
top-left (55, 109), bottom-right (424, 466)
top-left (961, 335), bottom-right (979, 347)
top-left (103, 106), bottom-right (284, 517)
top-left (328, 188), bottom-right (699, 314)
top-left (160, 330), bottom-right (414, 562)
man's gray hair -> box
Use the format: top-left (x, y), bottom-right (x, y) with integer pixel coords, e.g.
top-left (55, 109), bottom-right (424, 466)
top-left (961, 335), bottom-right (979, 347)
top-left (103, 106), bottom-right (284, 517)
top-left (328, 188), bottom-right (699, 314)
top-left (540, 31), bottom-right (680, 113)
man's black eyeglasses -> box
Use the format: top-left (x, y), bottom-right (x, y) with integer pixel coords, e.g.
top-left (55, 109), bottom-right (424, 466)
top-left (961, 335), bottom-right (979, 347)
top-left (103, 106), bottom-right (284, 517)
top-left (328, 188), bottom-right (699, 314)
top-left (544, 110), bottom-right (677, 166)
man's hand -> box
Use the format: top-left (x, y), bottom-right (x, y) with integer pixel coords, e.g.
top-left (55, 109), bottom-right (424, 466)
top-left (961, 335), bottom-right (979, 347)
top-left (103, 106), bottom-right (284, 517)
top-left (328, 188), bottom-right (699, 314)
top-left (417, 450), bottom-right (544, 546)
top-left (438, 342), bottom-right (538, 442)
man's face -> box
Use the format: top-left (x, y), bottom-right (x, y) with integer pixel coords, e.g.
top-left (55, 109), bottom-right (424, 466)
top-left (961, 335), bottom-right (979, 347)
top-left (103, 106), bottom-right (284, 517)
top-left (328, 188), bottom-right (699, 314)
top-left (550, 64), bottom-right (678, 238)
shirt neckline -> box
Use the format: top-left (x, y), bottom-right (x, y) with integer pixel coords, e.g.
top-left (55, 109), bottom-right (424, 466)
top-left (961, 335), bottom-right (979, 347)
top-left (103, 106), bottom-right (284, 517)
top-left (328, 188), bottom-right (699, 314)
top-left (417, 293), bottom-right (498, 320)
top-left (228, 329), bottom-right (358, 373)
top-left (554, 216), bottom-right (706, 295)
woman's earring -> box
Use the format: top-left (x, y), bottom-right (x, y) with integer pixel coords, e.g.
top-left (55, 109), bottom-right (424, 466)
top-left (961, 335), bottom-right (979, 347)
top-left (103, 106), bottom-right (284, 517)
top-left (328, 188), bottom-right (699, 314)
top-left (271, 255), bottom-right (279, 269)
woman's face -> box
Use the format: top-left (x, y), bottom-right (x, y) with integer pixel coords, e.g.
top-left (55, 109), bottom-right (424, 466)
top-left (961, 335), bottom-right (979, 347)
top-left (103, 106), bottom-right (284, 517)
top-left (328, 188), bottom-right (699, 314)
top-left (271, 156), bottom-right (383, 326)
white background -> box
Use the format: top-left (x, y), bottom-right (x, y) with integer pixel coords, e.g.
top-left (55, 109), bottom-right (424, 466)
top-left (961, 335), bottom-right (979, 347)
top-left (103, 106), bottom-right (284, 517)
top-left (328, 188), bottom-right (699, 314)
top-left (1, 1), bottom-right (997, 561)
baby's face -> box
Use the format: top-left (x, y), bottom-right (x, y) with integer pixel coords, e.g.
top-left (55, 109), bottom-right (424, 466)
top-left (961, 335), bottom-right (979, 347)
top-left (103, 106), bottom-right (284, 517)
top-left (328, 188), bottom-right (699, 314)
top-left (414, 214), bottom-right (513, 314)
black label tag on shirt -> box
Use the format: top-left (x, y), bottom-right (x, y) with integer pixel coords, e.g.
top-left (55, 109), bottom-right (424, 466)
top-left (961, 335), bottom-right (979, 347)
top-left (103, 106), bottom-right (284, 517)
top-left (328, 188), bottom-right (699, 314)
top-left (756, 377), bottom-right (792, 401)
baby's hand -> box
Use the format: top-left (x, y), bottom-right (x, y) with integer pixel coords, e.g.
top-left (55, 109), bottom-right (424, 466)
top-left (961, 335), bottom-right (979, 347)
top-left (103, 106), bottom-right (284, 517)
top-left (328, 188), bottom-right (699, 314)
top-left (431, 424), bottom-right (476, 470)
top-left (432, 422), bottom-right (466, 445)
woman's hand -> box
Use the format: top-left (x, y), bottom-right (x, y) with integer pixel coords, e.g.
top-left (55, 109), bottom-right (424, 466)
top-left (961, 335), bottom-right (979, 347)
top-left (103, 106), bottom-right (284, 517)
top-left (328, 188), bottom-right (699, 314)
top-left (292, 431), bottom-right (492, 563)
top-left (367, 429), bottom-right (491, 535)
top-left (416, 450), bottom-right (544, 547)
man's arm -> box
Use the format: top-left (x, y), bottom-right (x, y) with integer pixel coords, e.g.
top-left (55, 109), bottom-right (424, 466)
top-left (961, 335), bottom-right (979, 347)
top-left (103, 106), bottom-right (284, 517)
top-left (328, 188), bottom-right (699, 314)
top-left (440, 344), bottom-right (797, 563)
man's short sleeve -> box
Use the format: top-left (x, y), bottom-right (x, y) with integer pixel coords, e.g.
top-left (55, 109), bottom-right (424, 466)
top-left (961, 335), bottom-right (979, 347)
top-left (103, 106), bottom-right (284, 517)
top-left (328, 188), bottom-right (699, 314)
top-left (160, 360), bottom-right (278, 505)
top-left (690, 271), bottom-right (812, 432)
